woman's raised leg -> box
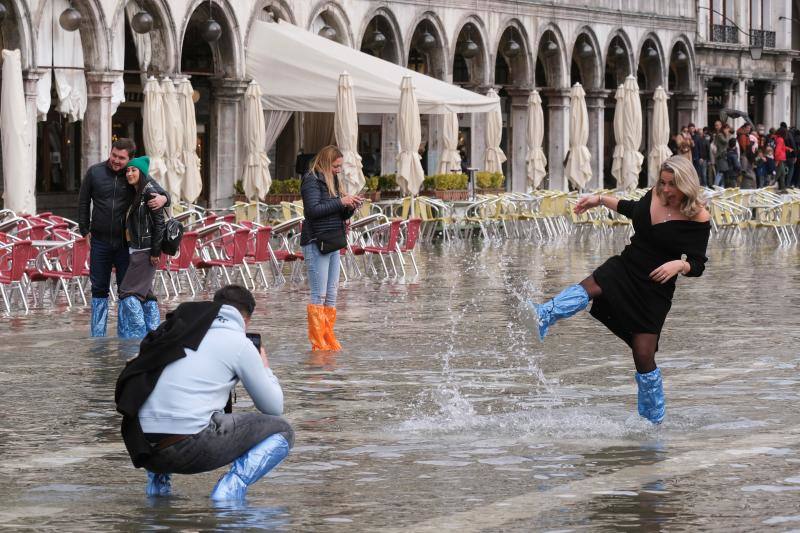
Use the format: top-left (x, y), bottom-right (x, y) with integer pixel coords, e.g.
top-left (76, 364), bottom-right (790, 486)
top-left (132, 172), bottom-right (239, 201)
top-left (530, 275), bottom-right (599, 341)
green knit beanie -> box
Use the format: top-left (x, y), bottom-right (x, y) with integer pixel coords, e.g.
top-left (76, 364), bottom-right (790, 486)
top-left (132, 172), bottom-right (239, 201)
top-left (126, 156), bottom-right (150, 177)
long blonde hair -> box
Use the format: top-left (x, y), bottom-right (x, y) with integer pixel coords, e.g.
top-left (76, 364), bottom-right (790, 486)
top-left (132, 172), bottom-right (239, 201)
top-left (309, 145), bottom-right (344, 198)
top-left (656, 155), bottom-right (705, 218)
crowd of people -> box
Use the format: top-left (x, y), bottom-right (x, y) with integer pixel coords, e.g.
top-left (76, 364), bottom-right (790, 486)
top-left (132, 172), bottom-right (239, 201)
top-left (670, 120), bottom-right (800, 191)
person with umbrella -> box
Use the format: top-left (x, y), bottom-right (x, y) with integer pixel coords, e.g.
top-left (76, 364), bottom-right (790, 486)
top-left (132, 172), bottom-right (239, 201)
top-left (527, 155), bottom-right (711, 424)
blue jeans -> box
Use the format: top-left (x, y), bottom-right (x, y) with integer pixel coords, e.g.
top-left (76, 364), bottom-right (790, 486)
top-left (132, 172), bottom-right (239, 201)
top-left (302, 243), bottom-right (340, 307)
top-left (89, 238), bottom-right (129, 298)
top-left (693, 160), bottom-right (707, 186)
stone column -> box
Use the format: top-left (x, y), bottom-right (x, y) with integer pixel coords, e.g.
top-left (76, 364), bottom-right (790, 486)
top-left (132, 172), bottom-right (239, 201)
top-left (507, 88), bottom-right (531, 192)
top-left (763, 82), bottom-right (776, 128)
top-left (644, 92), bottom-right (654, 155)
top-left (774, 77), bottom-right (792, 128)
top-left (427, 113), bottom-right (444, 175)
top-left (82, 71), bottom-right (119, 179)
top-left (470, 111), bottom-right (487, 174)
top-left (676, 94), bottom-right (698, 132)
top-left (22, 69), bottom-right (45, 188)
top-left (697, 75), bottom-right (710, 127)
top-left (585, 89), bottom-right (609, 190)
top-left (381, 113), bottom-right (398, 175)
top-left (722, 80), bottom-right (736, 127)
top-left (543, 89), bottom-right (569, 191)
top-left (209, 79), bottom-right (248, 208)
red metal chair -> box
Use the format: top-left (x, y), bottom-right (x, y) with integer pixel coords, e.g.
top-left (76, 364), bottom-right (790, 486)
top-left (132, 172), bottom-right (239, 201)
top-left (0, 240), bottom-right (33, 314)
top-left (397, 218), bottom-right (422, 276)
top-left (195, 227), bottom-right (253, 289)
top-left (161, 231), bottom-right (201, 296)
top-left (244, 226), bottom-right (275, 289)
top-left (362, 219), bottom-right (403, 278)
top-left (28, 237), bottom-right (90, 308)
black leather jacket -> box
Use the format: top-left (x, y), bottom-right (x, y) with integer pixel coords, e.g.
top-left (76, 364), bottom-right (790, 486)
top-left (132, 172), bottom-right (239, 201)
top-left (299, 172), bottom-right (355, 246)
top-left (125, 177), bottom-right (165, 257)
top-left (78, 161), bottom-right (169, 248)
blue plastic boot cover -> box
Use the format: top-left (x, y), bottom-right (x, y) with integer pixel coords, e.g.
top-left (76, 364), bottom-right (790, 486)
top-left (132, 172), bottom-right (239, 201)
top-left (210, 434), bottom-right (290, 501)
top-left (90, 297), bottom-right (109, 337)
top-left (142, 300), bottom-right (160, 332)
top-left (635, 367), bottom-right (665, 424)
top-left (529, 284), bottom-right (590, 341)
top-left (118, 296), bottom-right (147, 339)
top-left (146, 470), bottom-right (172, 497)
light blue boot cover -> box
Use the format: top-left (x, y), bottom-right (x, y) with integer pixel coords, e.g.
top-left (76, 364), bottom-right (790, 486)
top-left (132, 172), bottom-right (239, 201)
top-left (635, 367), bottom-right (665, 424)
top-left (118, 296), bottom-right (147, 339)
top-left (529, 284), bottom-right (590, 341)
top-left (146, 471), bottom-right (172, 497)
top-left (90, 297), bottom-right (109, 337)
top-left (210, 434), bottom-right (290, 501)
top-left (143, 300), bottom-right (160, 332)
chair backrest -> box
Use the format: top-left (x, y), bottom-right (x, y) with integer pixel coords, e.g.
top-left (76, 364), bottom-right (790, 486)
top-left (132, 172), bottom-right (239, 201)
top-left (231, 228), bottom-right (251, 263)
top-left (385, 219), bottom-right (402, 249)
top-left (70, 238), bottom-right (89, 274)
top-left (399, 218), bottom-right (422, 252)
top-left (253, 226), bottom-right (273, 262)
top-left (176, 231), bottom-right (199, 269)
top-left (2, 241), bottom-right (32, 281)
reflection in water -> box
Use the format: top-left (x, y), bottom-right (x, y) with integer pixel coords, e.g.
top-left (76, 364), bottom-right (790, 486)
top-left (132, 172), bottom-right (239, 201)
top-left (1, 236), bottom-right (799, 530)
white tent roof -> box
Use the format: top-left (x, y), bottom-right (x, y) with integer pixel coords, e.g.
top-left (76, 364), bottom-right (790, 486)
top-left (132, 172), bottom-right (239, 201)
top-left (246, 21), bottom-right (498, 115)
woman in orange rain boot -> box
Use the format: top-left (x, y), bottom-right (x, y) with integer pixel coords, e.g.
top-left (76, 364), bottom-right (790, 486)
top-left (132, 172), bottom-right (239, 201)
top-left (299, 146), bottom-right (362, 351)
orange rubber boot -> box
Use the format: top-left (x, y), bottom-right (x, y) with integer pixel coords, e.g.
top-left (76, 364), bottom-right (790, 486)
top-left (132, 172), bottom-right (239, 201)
top-left (307, 304), bottom-right (327, 351)
top-left (322, 306), bottom-right (342, 351)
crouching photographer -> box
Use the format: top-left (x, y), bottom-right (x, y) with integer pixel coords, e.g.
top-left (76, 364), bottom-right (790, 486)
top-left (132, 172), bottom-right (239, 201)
top-left (115, 285), bottom-right (294, 500)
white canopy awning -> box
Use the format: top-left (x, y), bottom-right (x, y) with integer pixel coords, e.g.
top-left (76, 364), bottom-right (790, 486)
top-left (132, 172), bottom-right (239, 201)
top-left (246, 21), bottom-right (498, 115)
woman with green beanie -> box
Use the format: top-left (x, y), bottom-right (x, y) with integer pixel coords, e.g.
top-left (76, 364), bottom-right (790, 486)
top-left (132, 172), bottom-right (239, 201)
top-left (117, 156), bottom-right (166, 338)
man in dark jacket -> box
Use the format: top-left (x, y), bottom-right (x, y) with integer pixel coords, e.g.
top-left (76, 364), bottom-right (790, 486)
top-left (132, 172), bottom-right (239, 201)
top-left (78, 138), bottom-right (168, 337)
top-left (689, 123), bottom-right (709, 186)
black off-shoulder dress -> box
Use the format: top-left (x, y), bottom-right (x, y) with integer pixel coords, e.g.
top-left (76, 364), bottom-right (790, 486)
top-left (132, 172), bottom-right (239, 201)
top-left (589, 189), bottom-right (711, 350)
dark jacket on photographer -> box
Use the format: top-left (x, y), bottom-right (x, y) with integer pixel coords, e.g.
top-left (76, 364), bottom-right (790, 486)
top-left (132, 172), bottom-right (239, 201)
top-left (299, 171), bottom-right (355, 247)
top-left (126, 175), bottom-right (166, 257)
top-left (78, 160), bottom-right (170, 248)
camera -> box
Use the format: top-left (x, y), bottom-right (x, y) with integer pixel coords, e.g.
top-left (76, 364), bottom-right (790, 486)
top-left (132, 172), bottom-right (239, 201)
top-left (245, 332), bottom-right (261, 351)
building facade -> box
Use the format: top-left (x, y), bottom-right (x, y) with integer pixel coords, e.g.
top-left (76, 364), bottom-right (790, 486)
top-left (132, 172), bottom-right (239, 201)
top-left (0, 0), bottom-right (795, 215)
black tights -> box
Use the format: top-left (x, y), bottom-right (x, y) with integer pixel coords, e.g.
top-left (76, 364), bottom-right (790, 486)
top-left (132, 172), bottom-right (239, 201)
top-left (578, 275), bottom-right (658, 374)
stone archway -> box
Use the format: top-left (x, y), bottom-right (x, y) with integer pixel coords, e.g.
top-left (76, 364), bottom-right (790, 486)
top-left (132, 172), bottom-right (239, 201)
top-left (604, 30), bottom-right (634, 188)
top-left (535, 25), bottom-right (568, 190)
top-left (637, 34), bottom-right (666, 186)
top-left (308, 1), bottom-right (352, 47)
top-left (404, 13), bottom-right (448, 176)
top-left (181, 0), bottom-right (245, 207)
top-left (668, 37), bottom-right (696, 132)
top-left (110, 0), bottom-right (178, 75)
top-left (452, 18), bottom-right (489, 89)
top-left (495, 21), bottom-right (533, 191)
top-left (358, 9), bottom-right (404, 178)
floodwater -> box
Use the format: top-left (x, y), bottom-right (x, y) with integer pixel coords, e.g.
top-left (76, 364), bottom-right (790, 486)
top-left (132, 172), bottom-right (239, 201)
top-left (1, 233), bottom-right (800, 531)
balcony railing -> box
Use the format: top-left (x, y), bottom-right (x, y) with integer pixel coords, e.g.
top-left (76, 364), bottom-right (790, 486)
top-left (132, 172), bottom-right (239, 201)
top-left (711, 24), bottom-right (739, 44)
top-left (750, 29), bottom-right (776, 48)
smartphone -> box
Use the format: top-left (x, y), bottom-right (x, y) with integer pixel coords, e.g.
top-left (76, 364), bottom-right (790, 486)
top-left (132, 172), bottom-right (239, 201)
top-left (245, 332), bottom-right (262, 351)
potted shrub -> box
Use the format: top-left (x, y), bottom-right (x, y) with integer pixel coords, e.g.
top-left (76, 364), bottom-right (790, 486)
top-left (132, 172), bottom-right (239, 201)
top-left (233, 180), bottom-right (248, 203)
top-left (362, 176), bottom-right (381, 201)
top-left (264, 178), bottom-right (302, 204)
top-left (476, 171), bottom-right (506, 195)
top-left (429, 173), bottom-right (469, 201)
top-left (378, 174), bottom-right (400, 198)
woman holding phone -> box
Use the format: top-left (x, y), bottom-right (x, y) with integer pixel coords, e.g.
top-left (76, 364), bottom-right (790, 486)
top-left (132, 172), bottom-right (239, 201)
top-left (117, 156), bottom-right (165, 338)
top-left (300, 145), bottom-right (362, 351)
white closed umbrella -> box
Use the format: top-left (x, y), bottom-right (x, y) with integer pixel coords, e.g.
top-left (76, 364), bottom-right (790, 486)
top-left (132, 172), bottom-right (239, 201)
top-left (526, 90), bottom-right (547, 189)
top-left (334, 72), bottom-right (364, 195)
top-left (396, 76), bottom-right (424, 196)
top-left (610, 85), bottom-right (624, 186)
top-left (142, 77), bottom-right (168, 184)
top-left (241, 80), bottom-right (272, 201)
top-left (437, 112), bottom-right (461, 174)
top-left (484, 88), bottom-right (507, 174)
top-left (177, 79), bottom-right (202, 203)
top-left (621, 75), bottom-right (645, 192)
top-left (565, 83), bottom-right (592, 190)
top-left (1, 49), bottom-right (35, 214)
top-left (160, 78), bottom-right (185, 201)
top-left (648, 86), bottom-right (672, 186)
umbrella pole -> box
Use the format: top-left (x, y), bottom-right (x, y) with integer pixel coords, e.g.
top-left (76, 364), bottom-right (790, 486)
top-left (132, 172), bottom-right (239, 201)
top-left (410, 194), bottom-right (415, 218)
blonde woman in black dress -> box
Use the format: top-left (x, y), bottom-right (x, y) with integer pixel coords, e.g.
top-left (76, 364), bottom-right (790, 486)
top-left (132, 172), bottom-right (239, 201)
top-left (530, 155), bottom-right (711, 424)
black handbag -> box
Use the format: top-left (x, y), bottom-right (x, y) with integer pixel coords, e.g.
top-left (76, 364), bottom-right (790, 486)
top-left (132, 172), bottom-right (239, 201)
top-left (315, 228), bottom-right (347, 253)
top-left (160, 217), bottom-right (184, 256)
